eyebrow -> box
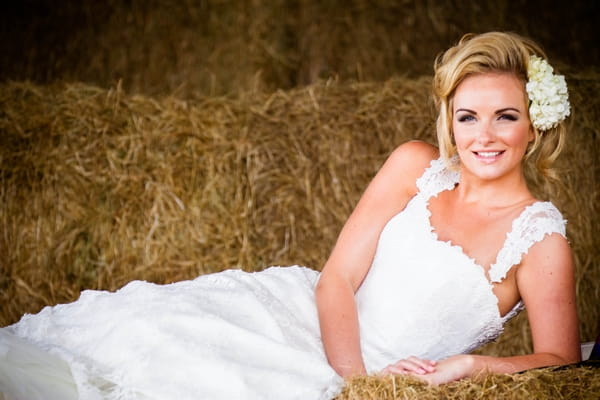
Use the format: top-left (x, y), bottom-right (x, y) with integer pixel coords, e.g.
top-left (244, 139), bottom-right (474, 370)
top-left (454, 107), bottom-right (521, 115)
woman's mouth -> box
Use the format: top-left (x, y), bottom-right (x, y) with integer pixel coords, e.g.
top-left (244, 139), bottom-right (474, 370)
top-left (473, 150), bottom-right (504, 162)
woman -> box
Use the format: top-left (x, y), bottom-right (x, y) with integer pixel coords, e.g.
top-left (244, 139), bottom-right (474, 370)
top-left (317, 31), bottom-right (579, 385)
top-left (0, 32), bottom-right (580, 399)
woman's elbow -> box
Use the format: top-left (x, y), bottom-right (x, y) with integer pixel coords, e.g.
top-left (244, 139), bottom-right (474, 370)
top-left (315, 270), bottom-right (355, 305)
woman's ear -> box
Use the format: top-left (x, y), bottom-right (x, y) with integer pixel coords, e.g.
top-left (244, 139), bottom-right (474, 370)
top-left (528, 126), bottom-right (536, 142)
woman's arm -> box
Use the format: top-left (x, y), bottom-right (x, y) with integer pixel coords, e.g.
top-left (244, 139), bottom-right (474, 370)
top-left (473, 232), bottom-right (580, 375)
top-left (316, 141), bottom-right (438, 378)
top-left (505, 232), bottom-right (580, 363)
top-left (386, 231), bottom-right (581, 385)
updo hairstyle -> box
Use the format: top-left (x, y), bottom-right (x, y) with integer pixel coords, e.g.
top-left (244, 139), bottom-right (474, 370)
top-left (432, 31), bottom-right (567, 180)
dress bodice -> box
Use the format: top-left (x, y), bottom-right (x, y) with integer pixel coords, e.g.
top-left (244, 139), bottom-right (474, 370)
top-left (355, 157), bottom-right (566, 373)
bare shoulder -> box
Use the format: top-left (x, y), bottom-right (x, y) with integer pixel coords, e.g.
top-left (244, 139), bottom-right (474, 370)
top-left (516, 231), bottom-right (574, 303)
top-left (519, 231), bottom-right (572, 274)
top-left (383, 140), bottom-right (439, 195)
top-left (388, 140), bottom-right (439, 165)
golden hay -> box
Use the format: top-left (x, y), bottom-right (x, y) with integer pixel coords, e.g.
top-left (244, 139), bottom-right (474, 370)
top-left (0, 75), bottom-right (598, 397)
top-left (338, 366), bottom-right (600, 400)
top-left (0, 77), bottom-right (435, 324)
top-left (0, 1), bottom-right (597, 97)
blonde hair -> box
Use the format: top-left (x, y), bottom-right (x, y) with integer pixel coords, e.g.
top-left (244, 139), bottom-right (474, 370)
top-left (432, 32), bottom-right (567, 180)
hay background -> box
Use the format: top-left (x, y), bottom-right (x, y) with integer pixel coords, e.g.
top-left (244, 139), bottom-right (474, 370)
top-left (1, 0), bottom-right (598, 97)
top-left (0, 1), bottom-right (598, 398)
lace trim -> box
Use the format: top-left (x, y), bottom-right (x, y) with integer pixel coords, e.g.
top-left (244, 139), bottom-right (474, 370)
top-left (416, 157), bottom-right (567, 285)
top-left (489, 202), bottom-right (567, 283)
top-left (415, 157), bottom-right (460, 198)
top-left (501, 301), bottom-right (525, 323)
top-left (415, 157), bottom-right (566, 326)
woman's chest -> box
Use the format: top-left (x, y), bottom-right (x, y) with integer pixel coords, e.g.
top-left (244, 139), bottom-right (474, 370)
top-left (428, 193), bottom-right (523, 273)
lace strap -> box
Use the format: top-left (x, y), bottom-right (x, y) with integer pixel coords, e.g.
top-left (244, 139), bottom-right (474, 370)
top-left (489, 202), bottom-right (567, 283)
top-left (415, 157), bottom-right (460, 198)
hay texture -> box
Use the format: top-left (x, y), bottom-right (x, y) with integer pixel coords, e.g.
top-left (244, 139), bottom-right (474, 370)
top-left (0, 75), bottom-right (598, 398)
top-left (338, 366), bottom-right (600, 400)
top-left (1, 0), bottom-right (597, 97)
top-left (0, 77), bottom-right (435, 324)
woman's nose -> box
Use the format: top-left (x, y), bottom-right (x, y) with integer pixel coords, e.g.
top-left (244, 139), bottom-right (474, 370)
top-left (477, 122), bottom-right (496, 144)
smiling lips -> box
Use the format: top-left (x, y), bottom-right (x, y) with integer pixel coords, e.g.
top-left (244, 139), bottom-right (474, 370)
top-left (475, 151), bottom-right (503, 157)
top-left (473, 150), bottom-right (505, 161)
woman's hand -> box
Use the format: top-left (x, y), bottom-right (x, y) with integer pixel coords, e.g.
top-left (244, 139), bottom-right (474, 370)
top-left (382, 356), bottom-right (437, 376)
top-left (382, 355), bottom-right (474, 385)
top-left (413, 355), bottom-right (474, 385)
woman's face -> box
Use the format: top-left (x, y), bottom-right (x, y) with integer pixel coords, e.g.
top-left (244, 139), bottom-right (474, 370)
top-left (452, 72), bottom-right (533, 182)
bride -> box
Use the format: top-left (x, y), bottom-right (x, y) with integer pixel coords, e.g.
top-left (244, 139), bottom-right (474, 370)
top-left (0, 32), bottom-right (580, 400)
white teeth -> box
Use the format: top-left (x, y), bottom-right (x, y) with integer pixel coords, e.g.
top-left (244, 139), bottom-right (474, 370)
top-left (477, 151), bottom-right (501, 157)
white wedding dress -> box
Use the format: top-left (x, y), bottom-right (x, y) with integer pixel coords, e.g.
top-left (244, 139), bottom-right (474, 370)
top-left (0, 158), bottom-right (566, 400)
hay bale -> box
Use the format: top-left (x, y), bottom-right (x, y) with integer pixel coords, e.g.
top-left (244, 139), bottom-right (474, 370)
top-left (0, 77), bottom-right (435, 325)
top-left (338, 366), bottom-right (600, 399)
top-left (0, 73), bottom-right (598, 397)
top-left (0, 1), bottom-right (597, 97)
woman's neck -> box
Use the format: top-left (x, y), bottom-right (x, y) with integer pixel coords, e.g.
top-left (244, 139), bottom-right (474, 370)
top-left (455, 166), bottom-right (534, 208)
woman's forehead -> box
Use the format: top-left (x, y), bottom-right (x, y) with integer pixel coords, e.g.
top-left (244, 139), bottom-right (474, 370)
top-left (453, 73), bottom-right (527, 109)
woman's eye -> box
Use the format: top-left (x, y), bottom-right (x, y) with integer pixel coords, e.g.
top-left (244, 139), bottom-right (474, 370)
top-left (499, 114), bottom-right (518, 121)
top-left (457, 115), bottom-right (475, 122)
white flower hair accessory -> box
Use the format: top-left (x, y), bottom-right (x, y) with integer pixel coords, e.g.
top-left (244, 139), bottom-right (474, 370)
top-left (525, 55), bottom-right (570, 131)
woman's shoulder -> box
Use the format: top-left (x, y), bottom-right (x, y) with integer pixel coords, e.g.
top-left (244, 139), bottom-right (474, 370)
top-left (389, 140), bottom-right (439, 163)
top-left (380, 141), bottom-right (440, 198)
top-left (490, 200), bottom-right (568, 282)
top-left (516, 200), bottom-right (568, 253)
top-left (390, 141), bottom-right (464, 198)
top-left (387, 140), bottom-right (439, 178)
top-left (515, 201), bottom-right (567, 238)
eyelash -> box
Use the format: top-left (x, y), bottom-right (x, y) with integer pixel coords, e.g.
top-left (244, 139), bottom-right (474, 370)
top-left (457, 115), bottom-right (475, 122)
top-left (457, 114), bottom-right (518, 122)
top-left (499, 114), bottom-right (518, 121)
